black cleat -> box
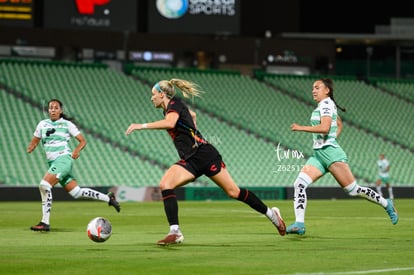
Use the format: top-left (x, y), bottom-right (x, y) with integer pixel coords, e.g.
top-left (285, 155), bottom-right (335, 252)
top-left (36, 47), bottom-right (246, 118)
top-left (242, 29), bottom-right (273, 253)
top-left (30, 222), bottom-right (50, 232)
top-left (108, 192), bottom-right (121, 212)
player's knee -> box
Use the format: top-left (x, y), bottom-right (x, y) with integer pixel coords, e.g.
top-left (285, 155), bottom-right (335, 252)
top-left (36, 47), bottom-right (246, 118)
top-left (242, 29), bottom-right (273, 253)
top-left (158, 182), bottom-right (169, 191)
top-left (159, 180), bottom-right (178, 191)
top-left (39, 180), bottom-right (52, 192)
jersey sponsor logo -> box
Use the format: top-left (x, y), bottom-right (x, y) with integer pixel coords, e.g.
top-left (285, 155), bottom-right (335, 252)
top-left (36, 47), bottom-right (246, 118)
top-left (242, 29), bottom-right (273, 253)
top-left (322, 107), bottom-right (330, 115)
top-left (46, 128), bottom-right (56, 137)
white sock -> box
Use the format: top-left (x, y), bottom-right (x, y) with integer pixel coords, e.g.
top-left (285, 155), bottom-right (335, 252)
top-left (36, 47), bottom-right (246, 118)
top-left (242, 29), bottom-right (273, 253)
top-left (344, 181), bottom-right (387, 207)
top-left (293, 172), bottom-right (312, 223)
top-left (266, 208), bottom-right (273, 220)
top-left (388, 187), bottom-right (394, 200)
top-left (68, 186), bottom-right (109, 202)
top-left (376, 185), bottom-right (383, 196)
top-left (169, 225), bottom-right (180, 232)
top-left (39, 180), bottom-right (52, 225)
top-left (265, 208), bottom-right (278, 225)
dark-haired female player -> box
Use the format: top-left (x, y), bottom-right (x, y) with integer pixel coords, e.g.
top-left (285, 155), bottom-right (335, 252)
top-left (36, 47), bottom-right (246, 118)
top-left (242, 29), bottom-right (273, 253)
top-left (286, 78), bottom-right (398, 235)
top-left (27, 99), bottom-right (120, 232)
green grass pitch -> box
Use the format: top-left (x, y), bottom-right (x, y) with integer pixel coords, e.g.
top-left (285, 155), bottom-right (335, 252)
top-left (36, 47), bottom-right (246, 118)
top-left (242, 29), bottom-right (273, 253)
top-left (1, 199), bottom-right (413, 275)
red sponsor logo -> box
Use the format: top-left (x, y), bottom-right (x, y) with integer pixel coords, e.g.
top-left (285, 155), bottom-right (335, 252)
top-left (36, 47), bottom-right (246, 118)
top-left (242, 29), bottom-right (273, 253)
top-left (75, 0), bottom-right (110, 15)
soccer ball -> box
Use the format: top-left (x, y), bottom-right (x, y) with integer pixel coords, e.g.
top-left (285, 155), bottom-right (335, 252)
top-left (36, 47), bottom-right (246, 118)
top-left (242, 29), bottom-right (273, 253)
top-left (87, 217), bottom-right (112, 243)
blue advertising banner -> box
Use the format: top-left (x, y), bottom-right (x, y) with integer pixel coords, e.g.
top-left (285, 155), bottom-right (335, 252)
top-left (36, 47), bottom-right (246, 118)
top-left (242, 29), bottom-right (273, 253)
top-left (148, 0), bottom-right (240, 35)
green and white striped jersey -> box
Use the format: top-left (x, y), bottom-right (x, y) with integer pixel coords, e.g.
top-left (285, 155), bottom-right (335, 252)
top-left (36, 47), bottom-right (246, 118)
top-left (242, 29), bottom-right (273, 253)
top-left (33, 118), bottom-right (80, 161)
top-left (310, 97), bottom-right (339, 149)
top-left (377, 158), bottom-right (390, 177)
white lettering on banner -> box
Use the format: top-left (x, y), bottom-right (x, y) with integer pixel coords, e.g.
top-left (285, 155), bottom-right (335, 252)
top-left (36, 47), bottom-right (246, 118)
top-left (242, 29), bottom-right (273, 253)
top-left (70, 16), bottom-right (110, 27)
top-left (189, 0), bottom-right (236, 16)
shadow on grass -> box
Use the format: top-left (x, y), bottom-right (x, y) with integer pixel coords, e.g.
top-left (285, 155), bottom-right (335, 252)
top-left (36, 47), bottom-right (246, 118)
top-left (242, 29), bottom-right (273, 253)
top-left (27, 228), bottom-right (77, 233)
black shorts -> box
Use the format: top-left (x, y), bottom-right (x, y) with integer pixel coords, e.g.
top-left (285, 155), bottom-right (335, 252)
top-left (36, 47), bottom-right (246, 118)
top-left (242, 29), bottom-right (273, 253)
top-left (175, 144), bottom-right (226, 178)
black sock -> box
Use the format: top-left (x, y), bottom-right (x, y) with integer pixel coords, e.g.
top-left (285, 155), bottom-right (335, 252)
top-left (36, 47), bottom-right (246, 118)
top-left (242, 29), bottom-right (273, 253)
top-left (237, 188), bottom-right (267, 214)
top-left (161, 189), bottom-right (179, 226)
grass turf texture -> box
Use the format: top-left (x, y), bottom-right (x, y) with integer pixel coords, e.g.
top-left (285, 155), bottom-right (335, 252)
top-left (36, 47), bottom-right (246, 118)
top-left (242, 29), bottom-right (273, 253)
top-left (1, 199), bottom-right (413, 275)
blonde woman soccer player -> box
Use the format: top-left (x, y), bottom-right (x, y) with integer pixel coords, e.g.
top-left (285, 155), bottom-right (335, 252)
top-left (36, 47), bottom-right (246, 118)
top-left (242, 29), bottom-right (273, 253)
top-left (286, 78), bottom-right (398, 235)
top-left (27, 99), bottom-right (120, 232)
top-left (125, 78), bottom-right (285, 245)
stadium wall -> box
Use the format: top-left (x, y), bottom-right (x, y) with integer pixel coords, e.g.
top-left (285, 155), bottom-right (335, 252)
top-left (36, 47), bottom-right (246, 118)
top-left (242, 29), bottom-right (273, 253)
top-left (1, 186), bottom-right (413, 202)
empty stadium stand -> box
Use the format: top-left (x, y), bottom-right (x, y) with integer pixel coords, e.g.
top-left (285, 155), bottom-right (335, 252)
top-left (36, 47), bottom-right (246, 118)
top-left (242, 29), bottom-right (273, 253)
top-left (1, 60), bottom-right (412, 189)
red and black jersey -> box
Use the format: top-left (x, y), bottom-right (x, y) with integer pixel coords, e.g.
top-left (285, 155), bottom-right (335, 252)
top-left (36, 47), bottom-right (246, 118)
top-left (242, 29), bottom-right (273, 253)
top-left (164, 97), bottom-right (208, 160)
